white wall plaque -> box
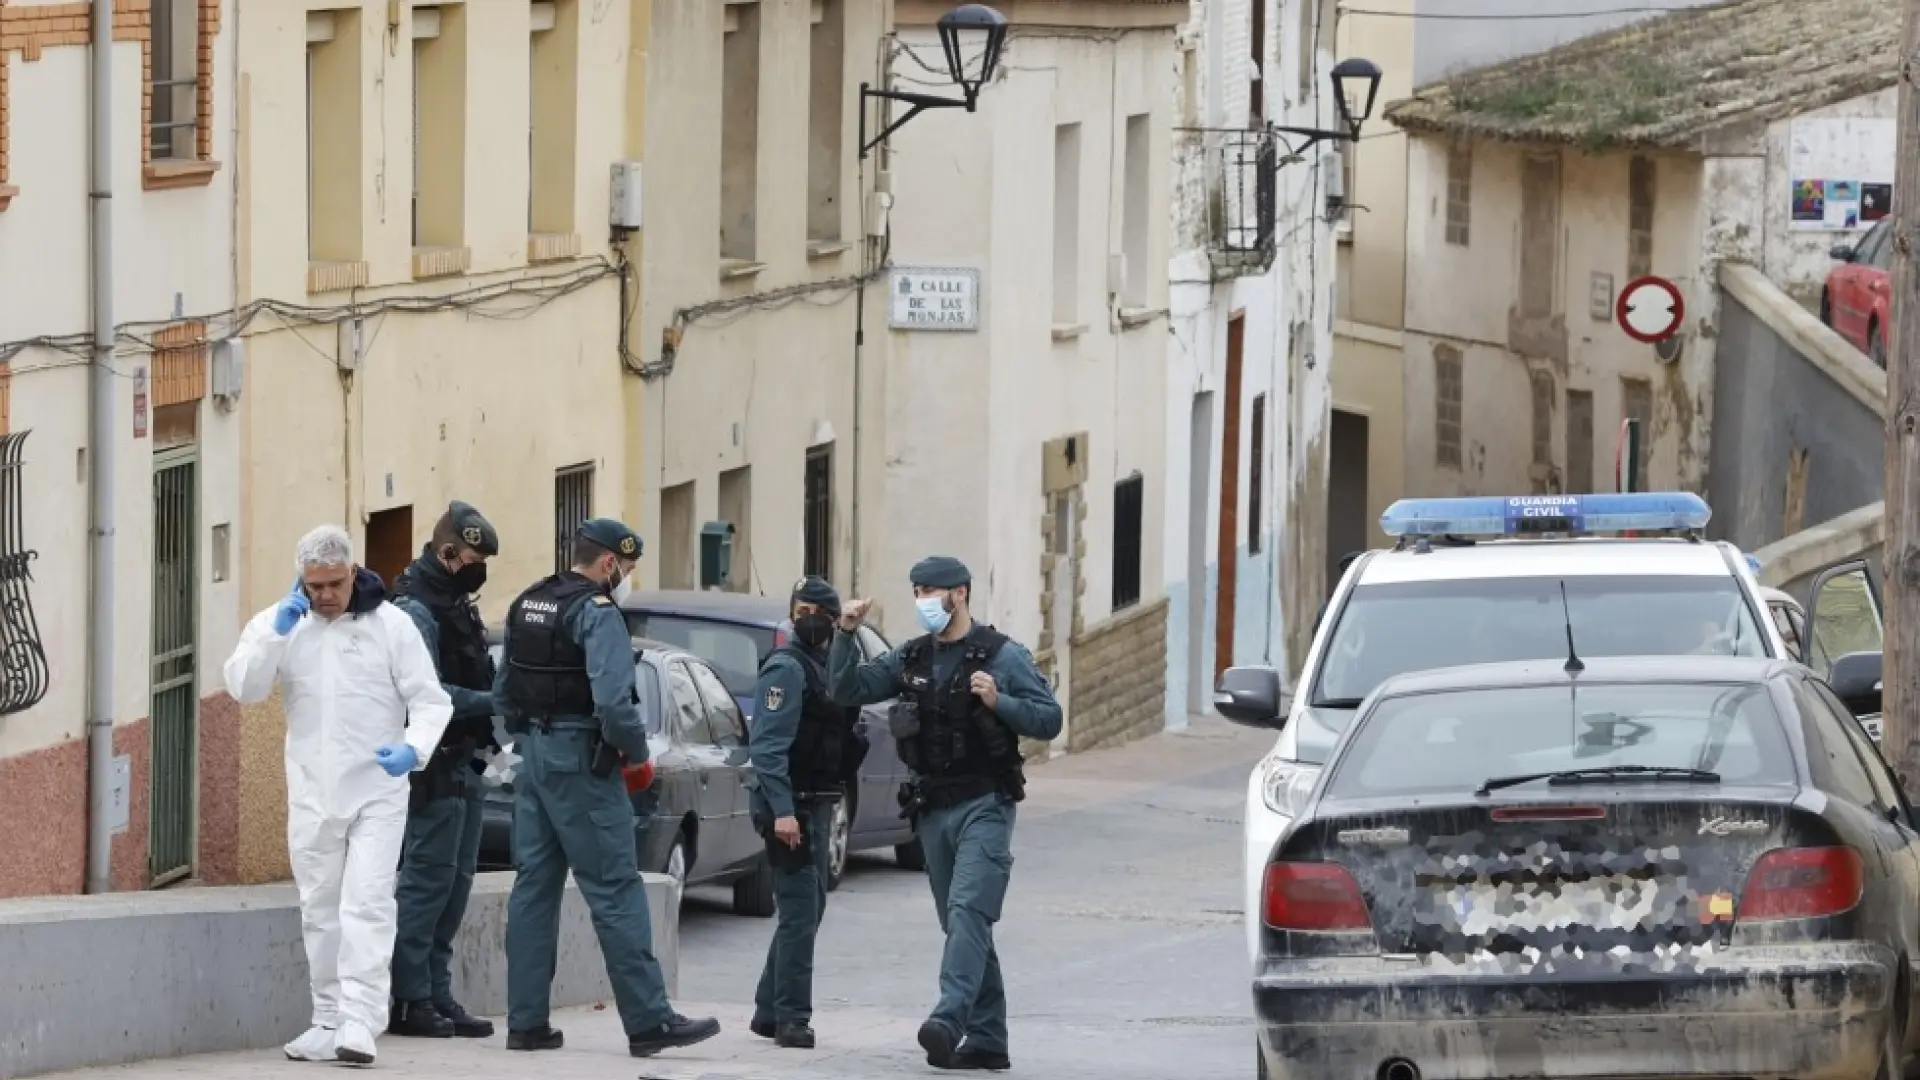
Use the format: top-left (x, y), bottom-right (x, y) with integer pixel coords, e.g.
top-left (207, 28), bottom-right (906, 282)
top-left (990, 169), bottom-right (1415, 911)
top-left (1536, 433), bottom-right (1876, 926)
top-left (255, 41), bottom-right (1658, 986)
top-left (888, 267), bottom-right (981, 331)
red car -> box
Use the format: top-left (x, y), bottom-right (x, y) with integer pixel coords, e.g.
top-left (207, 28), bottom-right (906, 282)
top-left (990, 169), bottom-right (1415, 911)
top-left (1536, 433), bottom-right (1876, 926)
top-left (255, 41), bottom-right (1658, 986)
top-left (1821, 216), bottom-right (1893, 367)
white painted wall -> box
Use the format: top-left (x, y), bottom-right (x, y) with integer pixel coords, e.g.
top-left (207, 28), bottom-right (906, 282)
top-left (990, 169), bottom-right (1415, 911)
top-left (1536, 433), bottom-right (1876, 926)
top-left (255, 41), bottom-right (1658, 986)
top-left (1162, 0), bottom-right (1341, 726)
top-left (0, 15), bottom-right (238, 760)
top-left (1758, 87), bottom-right (1898, 307)
top-left (880, 20), bottom-right (1174, 692)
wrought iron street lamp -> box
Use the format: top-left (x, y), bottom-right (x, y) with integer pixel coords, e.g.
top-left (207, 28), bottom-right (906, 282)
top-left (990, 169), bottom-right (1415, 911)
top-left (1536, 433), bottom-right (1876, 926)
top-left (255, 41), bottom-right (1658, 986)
top-left (1272, 57), bottom-right (1384, 155)
top-left (859, 3), bottom-right (1009, 159)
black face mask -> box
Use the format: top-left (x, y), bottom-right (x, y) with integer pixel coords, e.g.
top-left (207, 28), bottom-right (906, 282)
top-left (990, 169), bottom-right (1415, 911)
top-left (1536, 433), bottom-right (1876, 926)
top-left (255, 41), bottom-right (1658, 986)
top-left (794, 612), bottom-right (834, 649)
top-left (451, 561), bottom-right (488, 594)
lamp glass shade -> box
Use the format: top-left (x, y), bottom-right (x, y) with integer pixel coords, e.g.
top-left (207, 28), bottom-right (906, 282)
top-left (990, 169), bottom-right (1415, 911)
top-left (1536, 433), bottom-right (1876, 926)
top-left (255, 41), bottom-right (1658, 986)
top-left (1330, 57), bottom-right (1383, 133)
top-left (937, 3), bottom-right (1009, 101)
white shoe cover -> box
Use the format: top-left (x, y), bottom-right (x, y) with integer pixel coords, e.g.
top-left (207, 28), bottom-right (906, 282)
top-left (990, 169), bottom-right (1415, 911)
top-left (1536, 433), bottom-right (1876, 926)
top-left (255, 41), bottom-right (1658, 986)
top-left (283, 1025), bottom-right (337, 1062)
top-left (334, 1021), bottom-right (377, 1066)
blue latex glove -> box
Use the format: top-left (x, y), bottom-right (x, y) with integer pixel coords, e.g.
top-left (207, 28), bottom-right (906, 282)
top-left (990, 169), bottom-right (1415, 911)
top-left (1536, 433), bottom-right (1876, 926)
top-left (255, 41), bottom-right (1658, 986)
top-left (272, 579), bottom-right (311, 636)
top-left (375, 744), bottom-right (419, 777)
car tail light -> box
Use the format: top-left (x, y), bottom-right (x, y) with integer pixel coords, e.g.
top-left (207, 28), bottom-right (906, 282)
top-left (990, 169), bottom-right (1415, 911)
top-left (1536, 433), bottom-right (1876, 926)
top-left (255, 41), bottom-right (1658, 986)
top-left (773, 627), bottom-right (789, 649)
top-left (1491, 804), bottom-right (1607, 822)
top-left (1738, 846), bottom-right (1863, 922)
top-left (1262, 862), bottom-right (1372, 931)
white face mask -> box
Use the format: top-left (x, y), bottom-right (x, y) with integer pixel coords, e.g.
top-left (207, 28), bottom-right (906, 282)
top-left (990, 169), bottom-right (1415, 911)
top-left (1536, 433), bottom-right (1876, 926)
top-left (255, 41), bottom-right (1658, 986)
top-left (916, 594), bottom-right (952, 633)
top-left (611, 573), bottom-right (635, 606)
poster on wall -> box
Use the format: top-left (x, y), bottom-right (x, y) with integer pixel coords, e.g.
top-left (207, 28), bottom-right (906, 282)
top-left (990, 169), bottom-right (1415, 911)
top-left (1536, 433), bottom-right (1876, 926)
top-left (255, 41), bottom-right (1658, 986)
top-left (1788, 116), bottom-right (1896, 231)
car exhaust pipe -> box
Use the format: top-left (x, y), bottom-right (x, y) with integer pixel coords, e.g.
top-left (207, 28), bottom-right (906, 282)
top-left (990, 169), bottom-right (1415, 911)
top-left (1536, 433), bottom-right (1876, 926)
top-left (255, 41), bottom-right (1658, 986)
top-left (1378, 1059), bottom-right (1420, 1080)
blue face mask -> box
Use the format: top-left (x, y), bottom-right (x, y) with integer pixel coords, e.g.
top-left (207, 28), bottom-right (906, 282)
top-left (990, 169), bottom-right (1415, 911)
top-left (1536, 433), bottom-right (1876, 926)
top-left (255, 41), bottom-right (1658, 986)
top-left (915, 594), bottom-right (952, 634)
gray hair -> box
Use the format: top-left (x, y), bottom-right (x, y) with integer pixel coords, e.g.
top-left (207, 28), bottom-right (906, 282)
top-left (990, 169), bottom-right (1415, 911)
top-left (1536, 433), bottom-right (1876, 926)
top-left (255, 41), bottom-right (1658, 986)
top-left (294, 525), bottom-right (354, 571)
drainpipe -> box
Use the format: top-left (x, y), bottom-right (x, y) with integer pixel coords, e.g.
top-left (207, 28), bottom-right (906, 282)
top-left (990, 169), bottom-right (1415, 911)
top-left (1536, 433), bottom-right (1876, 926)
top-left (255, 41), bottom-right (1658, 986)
top-left (84, 0), bottom-right (117, 894)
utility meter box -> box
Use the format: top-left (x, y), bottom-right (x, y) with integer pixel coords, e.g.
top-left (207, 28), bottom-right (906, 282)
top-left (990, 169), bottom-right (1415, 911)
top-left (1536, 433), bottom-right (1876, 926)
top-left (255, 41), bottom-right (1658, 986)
top-left (699, 521), bottom-right (735, 591)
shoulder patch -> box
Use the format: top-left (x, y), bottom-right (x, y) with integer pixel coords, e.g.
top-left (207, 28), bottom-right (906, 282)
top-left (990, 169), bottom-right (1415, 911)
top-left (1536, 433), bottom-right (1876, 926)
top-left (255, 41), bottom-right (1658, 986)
top-left (764, 686), bottom-right (787, 711)
top-left (592, 594), bottom-right (613, 606)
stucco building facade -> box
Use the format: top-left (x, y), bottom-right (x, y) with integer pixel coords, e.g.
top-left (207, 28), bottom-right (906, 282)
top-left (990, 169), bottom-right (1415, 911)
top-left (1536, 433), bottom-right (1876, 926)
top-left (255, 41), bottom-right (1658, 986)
top-left (1383, 0), bottom-right (1891, 507)
top-left (0, 0), bottom-right (241, 897)
top-left (228, 0), bottom-right (641, 881)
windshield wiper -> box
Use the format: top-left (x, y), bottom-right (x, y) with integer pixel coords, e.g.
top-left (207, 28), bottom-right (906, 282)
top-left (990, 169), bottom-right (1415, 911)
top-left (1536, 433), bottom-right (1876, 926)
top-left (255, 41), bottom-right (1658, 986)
top-left (1475, 765), bottom-right (1722, 796)
top-left (1314, 697), bottom-right (1366, 709)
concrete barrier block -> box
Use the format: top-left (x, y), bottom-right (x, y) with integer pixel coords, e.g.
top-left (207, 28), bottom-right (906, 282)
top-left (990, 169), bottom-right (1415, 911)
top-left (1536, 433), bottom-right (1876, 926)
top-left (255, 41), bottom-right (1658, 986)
top-left (0, 870), bottom-right (678, 1079)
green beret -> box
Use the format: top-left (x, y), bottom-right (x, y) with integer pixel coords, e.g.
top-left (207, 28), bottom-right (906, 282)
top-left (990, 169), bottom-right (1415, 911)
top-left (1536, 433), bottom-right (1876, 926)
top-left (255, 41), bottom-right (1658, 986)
top-left (448, 501), bottom-right (499, 557)
top-left (909, 556), bottom-right (970, 589)
top-left (790, 575), bottom-right (841, 615)
top-left (578, 517), bottom-right (643, 560)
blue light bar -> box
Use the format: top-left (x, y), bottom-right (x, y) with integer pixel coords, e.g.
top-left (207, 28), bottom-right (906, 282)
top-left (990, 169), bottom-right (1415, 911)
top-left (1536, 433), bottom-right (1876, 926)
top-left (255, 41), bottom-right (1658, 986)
top-left (1743, 553), bottom-right (1763, 575)
top-left (1379, 492), bottom-right (1712, 539)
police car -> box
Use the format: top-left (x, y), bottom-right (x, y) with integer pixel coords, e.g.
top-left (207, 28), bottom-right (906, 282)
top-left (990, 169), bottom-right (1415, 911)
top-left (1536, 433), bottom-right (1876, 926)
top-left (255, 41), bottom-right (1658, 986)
top-left (1213, 492), bottom-right (1797, 967)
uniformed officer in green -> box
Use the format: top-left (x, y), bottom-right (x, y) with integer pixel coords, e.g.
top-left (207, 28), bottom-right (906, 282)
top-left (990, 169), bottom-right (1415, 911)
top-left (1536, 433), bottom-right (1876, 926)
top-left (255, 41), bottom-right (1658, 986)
top-left (748, 575), bottom-right (861, 1050)
top-left (494, 518), bottom-right (720, 1058)
top-left (828, 556), bottom-right (1062, 1071)
top-left (388, 501), bottom-right (501, 1039)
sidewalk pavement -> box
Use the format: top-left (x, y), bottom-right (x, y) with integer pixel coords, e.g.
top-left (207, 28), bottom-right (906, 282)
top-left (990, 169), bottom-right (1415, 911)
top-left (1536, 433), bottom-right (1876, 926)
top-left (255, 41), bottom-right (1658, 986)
top-left (37, 714), bottom-right (1277, 1080)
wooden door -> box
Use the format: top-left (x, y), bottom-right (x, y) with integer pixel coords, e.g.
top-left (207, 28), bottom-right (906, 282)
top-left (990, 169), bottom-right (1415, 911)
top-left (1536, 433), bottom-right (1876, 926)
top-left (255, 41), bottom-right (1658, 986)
top-left (1215, 314), bottom-right (1245, 680)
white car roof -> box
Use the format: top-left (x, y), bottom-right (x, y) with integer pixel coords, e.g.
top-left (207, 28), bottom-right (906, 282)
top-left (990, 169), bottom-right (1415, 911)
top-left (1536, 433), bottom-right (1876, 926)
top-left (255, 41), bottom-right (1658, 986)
top-left (1356, 537), bottom-right (1738, 585)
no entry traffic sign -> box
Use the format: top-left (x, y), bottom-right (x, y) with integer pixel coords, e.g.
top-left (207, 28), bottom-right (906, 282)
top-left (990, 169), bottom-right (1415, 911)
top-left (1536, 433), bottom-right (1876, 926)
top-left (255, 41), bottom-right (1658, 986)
top-left (1616, 275), bottom-right (1684, 344)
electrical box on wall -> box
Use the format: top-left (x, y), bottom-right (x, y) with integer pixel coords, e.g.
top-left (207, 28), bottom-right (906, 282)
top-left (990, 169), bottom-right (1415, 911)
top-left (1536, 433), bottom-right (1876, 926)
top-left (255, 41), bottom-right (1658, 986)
top-left (211, 338), bottom-right (245, 403)
top-left (610, 161), bottom-right (643, 230)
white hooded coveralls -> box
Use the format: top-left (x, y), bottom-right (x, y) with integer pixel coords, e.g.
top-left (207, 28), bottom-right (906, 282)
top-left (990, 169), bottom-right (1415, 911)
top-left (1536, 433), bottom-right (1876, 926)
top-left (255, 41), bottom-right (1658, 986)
top-left (223, 594), bottom-right (452, 1035)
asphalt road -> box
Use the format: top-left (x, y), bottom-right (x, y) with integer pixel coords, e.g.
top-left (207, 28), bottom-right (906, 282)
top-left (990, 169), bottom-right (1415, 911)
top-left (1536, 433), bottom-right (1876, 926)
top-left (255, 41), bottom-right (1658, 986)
top-left (48, 715), bottom-right (1273, 1080)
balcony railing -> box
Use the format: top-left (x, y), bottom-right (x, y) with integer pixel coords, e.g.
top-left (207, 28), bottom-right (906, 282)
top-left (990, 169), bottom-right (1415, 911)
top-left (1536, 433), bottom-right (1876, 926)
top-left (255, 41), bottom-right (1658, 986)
top-left (1185, 127), bottom-right (1279, 279)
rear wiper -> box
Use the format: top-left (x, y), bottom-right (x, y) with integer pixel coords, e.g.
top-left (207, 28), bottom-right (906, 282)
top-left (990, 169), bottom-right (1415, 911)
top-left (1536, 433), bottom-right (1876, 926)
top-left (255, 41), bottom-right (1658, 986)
top-left (1475, 765), bottom-right (1723, 796)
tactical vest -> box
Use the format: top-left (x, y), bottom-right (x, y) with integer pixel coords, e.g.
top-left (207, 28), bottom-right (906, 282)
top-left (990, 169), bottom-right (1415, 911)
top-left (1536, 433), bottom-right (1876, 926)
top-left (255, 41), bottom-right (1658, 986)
top-left (391, 562), bottom-right (494, 693)
top-left (500, 572), bottom-right (602, 719)
top-left (891, 625), bottom-right (1022, 781)
top-left (770, 643), bottom-right (858, 793)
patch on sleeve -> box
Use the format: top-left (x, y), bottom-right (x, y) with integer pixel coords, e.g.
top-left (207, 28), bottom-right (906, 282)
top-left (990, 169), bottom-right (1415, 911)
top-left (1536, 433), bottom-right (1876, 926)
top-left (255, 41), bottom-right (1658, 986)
top-left (592, 595), bottom-right (612, 606)
top-left (764, 686), bottom-right (786, 711)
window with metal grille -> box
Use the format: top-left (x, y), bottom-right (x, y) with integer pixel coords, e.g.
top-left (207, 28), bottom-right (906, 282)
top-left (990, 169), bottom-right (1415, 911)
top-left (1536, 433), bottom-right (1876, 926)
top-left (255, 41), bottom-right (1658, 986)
top-left (1435, 344), bottom-right (1463, 468)
top-left (149, 0), bottom-right (198, 161)
top-left (1113, 472), bottom-right (1144, 610)
top-left (1621, 376), bottom-right (1653, 492)
top-left (1530, 370), bottom-right (1553, 466)
top-left (1445, 143), bottom-right (1471, 246)
top-left (1628, 156), bottom-right (1655, 279)
top-left (804, 444), bottom-right (832, 579)
top-left (1248, 393), bottom-right (1266, 553)
top-left (1565, 388), bottom-right (1594, 494)
top-left (554, 463), bottom-right (593, 573)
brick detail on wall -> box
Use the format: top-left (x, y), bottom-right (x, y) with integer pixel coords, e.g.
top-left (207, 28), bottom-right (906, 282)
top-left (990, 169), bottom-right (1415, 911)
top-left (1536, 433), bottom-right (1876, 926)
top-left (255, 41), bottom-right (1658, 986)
top-left (151, 318), bottom-right (207, 407)
top-left (1065, 596), bottom-right (1170, 754)
top-left (0, 0), bottom-right (222, 207)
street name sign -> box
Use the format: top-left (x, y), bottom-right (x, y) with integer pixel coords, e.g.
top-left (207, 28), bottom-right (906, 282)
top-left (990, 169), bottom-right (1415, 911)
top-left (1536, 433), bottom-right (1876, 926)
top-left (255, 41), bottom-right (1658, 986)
top-left (888, 267), bottom-right (980, 331)
top-left (1615, 275), bottom-right (1684, 343)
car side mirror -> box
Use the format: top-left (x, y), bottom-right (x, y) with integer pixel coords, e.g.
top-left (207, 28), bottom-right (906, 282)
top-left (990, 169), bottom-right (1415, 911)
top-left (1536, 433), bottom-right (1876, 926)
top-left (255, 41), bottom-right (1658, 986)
top-left (1831, 243), bottom-right (1857, 262)
top-left (1213, 666), bottom-right (1292, 729)
top-left (1830, 650), bottom-right (1884, 716)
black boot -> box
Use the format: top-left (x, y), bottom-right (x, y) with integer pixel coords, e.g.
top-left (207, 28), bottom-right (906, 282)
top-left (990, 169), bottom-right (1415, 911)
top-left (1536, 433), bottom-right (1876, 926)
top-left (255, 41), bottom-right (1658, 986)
top-left (387, 1000), bottom-right (454, 1038)
top-left (749, 1017), bottom-right (777, 1040)
top-left (918, 1019), bottom-right (961, 1068)
top-left (628, 1014), bottom-right (721, 1057)
top-left (434, 1001), bottom-right (494, 1038)
top-left (775, 1022), bottom-right (816, 1049)
top-left (951, 1045), bottom-right (1013, 1071)
top-left (506, 1026), bottom-right (564, 1051)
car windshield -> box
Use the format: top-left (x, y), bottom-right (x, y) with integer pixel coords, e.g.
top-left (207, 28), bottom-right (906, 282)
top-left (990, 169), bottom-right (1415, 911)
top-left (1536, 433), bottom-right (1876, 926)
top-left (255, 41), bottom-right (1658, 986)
top-left (1312, 575), bottom-right (1766, 706)
top-left (1324, 682), bottom-right (1793, 798)
top-left (623, 613), bottom-right (773, 698)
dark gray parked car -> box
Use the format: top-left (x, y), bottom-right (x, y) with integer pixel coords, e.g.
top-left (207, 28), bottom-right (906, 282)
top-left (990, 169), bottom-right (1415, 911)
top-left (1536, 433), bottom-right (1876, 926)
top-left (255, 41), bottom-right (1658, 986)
top-left (621, 589), bottom-right (925, 890)
top-left (476, 634), bottom-right (777, 917)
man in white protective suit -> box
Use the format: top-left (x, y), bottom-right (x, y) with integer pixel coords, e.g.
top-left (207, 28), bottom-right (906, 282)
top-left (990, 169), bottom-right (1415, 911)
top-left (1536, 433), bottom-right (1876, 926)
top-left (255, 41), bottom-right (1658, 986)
top-left (223, 525), bottom-right (454, 1066)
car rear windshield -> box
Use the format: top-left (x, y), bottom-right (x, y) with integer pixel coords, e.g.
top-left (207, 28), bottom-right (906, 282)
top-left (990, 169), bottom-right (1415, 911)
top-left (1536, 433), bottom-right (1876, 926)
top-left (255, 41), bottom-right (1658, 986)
top-left (1312, 575), bottom-right (1766, 706)
top-left (623, 613), bottom-right (774, 699)
top-left (1323, 682), bottom-right (1794, 798)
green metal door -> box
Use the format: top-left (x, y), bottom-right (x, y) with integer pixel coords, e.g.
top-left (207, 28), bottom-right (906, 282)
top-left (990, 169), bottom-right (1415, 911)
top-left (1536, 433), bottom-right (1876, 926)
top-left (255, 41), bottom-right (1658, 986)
top-left (150, 449), bottom-right (198, 885)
